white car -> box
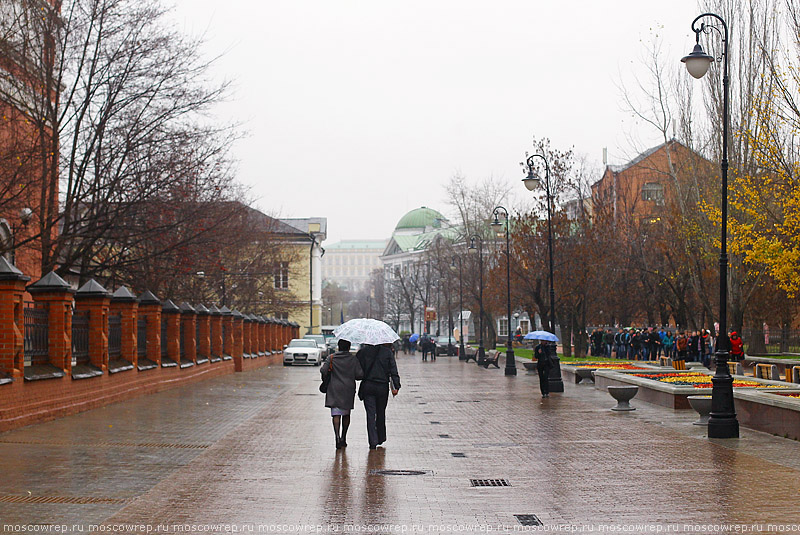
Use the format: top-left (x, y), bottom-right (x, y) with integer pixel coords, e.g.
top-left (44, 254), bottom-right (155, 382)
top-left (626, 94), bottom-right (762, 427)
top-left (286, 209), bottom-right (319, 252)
top-left (283, 339), bottom-right (324, 366)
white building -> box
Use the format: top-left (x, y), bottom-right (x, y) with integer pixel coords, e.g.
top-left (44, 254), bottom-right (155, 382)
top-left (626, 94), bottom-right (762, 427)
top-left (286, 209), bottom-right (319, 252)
top-left (320, 239), bottom-right (387, 291)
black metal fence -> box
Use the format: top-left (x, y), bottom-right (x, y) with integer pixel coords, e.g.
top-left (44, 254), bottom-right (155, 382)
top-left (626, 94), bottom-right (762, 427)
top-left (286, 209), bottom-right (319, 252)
top-left (23, 303), bottom-right (49, 366)
top-left (137, 318), bottom-right (147, 358)
top-left (72, 311), bottom-right (90, 366)
top-left (222, 323), bottom-right (229, 355)
top-left (179, 321), bottom-right (185, 359)
top-left (743, 328), bottom-right (800, 355)
top-left (108, 313), bottom-right (122, 359)
top-left (161, 318), bottom-right (168, 358)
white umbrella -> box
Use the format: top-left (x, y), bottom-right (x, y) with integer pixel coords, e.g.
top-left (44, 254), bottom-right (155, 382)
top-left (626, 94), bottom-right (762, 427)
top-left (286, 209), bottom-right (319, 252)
top-left (333, 318), bottom-right (400, 345)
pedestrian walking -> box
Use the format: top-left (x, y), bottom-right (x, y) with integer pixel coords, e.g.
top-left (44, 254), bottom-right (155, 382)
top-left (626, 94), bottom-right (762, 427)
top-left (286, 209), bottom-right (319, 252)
top-left (675, 332), bottom-right (688, 368)
top-left (534, 340), bottom-right (553, 398)
top-left (356, 343), bottom-right (401, 450)
top-left (729, 331), bottom-right (744, 361)
top-left (321, 340), bottom-right (364, 450)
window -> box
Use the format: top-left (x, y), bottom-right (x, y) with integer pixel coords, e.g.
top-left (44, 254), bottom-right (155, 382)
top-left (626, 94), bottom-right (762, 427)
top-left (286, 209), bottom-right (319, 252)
top-left (498, 318), bottom-right (509, 338)
top-left (276, 312), bottom-right (288, 320)
top-left (641, 182), bottom-right (665, 205)
top-left (274, 262), bottom-right (289, 289)
top-left (519, 320), bottom-right (530, 334)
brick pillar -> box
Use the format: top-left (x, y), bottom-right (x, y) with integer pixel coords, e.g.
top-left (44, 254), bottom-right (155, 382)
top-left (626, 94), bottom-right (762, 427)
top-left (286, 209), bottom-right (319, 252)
top-left (75, 279), bottom-right (112, 374)
top-left (232, 309), bottom-right (244, 371)
top-left (27, 272), bottom-right (75, 374)
top-left (111, 287), bottom-right (138, 367)
top-left (179, 302), bottom-right (197, 365)
top-left (220, 306), bottom-right (233, 360)
top-left (162, 299), bottom-right (181, 365)
top-left (137, 290), bottom-right (162, 367)
top-left (208, 305), bottom-right (222, 362)
top-left (194, 304), bottom-right (210, 364)
top-left (0, 258), bottom-right (30, 378)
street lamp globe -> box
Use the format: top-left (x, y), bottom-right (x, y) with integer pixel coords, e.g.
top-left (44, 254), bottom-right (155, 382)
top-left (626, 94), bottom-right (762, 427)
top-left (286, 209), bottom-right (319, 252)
top-left (522, 168), bottom-right (540, 191)
top-left (682, 43), bottom-right (714, 79)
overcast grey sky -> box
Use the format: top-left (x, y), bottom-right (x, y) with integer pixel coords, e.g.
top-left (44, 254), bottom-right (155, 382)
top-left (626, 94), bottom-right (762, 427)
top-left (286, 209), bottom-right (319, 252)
top-left (170, 0), bottom-right (702, 244)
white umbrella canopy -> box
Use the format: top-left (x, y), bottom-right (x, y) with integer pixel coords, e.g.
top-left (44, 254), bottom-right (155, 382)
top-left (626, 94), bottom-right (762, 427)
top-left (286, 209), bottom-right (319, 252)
top-left (523, 330), bottom-right (559, 342)
top-left (333, 318), bottom-right (400, 346)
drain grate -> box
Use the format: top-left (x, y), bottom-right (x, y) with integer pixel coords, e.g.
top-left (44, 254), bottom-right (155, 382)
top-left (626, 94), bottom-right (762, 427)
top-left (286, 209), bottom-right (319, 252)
top-left (470, 479), bottom-right (510, 487)
top-left (451, 452), bottom-right (466, 457)
top-left (514, 515), bottom-right (542, 526)
top-left (423, 411), bottom-right (433, 414)
top-left (370, 469), bottom-right (430, 476)
top-left (438, 434), bottom-right (451, 438)
top-left (0, 494), bottom-right (128, 505)
top-left (0, 440), bottom-right (208, 450)
top-left (455, 400), bottom-right (481, 403)
top-left (430, 421), bottom-right (441, 424)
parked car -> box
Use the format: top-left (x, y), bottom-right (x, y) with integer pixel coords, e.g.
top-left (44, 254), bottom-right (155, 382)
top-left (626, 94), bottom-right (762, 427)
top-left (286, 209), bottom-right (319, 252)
top-left (303, 334), bottom-right (329, 358)
top-left (283, 339), bottom-right (324, 366)
top-left (326, 338), bottom-right (360, 354)
top-left (434, 335), bottom-right (458, 356)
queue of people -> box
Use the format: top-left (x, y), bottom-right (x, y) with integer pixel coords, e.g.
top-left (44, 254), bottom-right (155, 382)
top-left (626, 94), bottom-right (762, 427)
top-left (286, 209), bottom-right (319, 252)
top-left (589, 327), bottom-right (745, 366)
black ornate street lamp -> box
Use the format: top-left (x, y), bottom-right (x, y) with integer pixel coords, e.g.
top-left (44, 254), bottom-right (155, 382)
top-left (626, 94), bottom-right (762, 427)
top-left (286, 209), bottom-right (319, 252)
top-left (491, 206), bottom-right (516, 376)
top-left (523, 153), bottom-right (564, 392)
top-left (451, 255), bottom-right (466, 360)
top-left (9, 207), bottom-right (33, 265)
top-left (682, 12), bottom-right (738, 439)
top-left (467, 234), bottom-right (485, 364)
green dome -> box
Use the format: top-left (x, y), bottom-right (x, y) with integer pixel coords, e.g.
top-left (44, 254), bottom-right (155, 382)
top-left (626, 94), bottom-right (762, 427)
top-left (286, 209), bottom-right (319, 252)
top-left (394, 207), bottom-right (446, 231)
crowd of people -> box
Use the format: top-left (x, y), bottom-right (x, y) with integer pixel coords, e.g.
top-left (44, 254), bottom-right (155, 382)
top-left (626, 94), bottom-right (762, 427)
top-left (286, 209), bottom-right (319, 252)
top-left (589, 327), bottom-right (745, 365)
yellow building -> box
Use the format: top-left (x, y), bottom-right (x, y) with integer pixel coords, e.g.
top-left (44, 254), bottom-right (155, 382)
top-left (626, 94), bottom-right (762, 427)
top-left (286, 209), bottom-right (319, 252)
top-left (277, 218), bottom-right (327, 336)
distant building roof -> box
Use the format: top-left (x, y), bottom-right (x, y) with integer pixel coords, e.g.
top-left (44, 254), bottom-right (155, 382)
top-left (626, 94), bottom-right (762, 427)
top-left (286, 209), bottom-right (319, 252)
top-left (394, 207), bottom-right (447, 232)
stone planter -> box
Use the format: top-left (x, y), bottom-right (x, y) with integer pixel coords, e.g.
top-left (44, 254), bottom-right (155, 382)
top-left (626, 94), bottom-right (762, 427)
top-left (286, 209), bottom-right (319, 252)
top-left (608, 385), bottom-right (638, 411)
top-left (576, 368), bottom-right (594, 384)
top-left (687, 395), bottom-right (712, 425)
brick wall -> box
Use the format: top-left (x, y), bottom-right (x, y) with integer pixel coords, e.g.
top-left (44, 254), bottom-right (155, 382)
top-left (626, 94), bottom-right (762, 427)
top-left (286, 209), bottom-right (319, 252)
top-left (0, 271), bottom-right (289, 432)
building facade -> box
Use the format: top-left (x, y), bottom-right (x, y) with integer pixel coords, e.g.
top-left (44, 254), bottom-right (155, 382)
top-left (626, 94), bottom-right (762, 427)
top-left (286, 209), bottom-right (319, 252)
top-left (320, 239), bottom-right (387, 291)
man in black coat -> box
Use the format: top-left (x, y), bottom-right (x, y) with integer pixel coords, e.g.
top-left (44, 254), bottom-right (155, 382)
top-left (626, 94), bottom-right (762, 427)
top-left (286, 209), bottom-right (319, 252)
top-left (356, 343), bottom-right (401, 450)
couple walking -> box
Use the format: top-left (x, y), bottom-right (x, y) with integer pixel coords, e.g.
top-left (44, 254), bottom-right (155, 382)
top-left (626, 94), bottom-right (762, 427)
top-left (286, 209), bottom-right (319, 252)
top-left (321, 339), bottom-right (401, 450)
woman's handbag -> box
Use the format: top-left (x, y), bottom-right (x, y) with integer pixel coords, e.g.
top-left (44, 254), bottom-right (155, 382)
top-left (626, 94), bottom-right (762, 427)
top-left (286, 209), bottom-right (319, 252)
top-left (319, 357), bottom-right (333, 393)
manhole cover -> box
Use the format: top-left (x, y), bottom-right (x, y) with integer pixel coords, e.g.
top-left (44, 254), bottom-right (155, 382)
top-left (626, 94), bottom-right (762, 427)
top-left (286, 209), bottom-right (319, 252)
top-left (470, 479), bottom-right (510, 487)
top-left (514, 515), bottom-right (542, 526)
top-left (451, 452), bottom-right (466, 457)
top-left (370, 470), bottom-right (430, 476)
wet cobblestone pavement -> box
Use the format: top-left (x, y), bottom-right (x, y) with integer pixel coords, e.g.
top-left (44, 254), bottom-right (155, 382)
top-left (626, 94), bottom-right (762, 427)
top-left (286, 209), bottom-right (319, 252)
top-left (1, 355), bottom-right (800, 533)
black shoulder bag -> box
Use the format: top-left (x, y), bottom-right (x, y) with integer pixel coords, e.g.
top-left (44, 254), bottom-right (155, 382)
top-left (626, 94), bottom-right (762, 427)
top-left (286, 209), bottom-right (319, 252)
top-left (319, 356), bottom-right (333, 393)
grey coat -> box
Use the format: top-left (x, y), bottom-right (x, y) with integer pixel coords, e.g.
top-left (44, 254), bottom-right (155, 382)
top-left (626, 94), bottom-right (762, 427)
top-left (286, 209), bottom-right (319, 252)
top-left (321, 351), bottom-right (364, 410)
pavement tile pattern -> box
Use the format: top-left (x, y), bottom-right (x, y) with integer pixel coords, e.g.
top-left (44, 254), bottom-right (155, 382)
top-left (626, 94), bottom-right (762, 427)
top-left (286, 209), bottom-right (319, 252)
top-left (1, 355), bottom-right (799, 532)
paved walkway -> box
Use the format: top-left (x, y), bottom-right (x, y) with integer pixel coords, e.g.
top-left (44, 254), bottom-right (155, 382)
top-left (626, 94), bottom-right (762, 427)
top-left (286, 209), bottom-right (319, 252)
top-left (1, 355), bottom-right (800, 533)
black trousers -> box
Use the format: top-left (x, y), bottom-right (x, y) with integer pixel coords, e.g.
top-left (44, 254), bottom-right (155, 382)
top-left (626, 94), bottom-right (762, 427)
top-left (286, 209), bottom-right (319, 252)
top-left (362, 382), bottom-right (390, 447)
top-left (537, 363), bottom-right (551, 395)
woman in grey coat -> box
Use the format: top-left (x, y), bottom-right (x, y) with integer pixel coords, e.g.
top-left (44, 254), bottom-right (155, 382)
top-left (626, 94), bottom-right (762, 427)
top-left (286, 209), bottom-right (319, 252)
top-left (321, 339), bottom-right (363, 449)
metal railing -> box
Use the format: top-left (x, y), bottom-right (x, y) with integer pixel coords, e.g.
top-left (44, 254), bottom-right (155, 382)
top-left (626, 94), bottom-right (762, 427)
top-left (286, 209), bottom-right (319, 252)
top-left (222, 323), bottom-right (229, 355)
top-left (108, 313), bottom-right (122, 359)
top-left (179, 321), bottom-right (185, 358)
top-left (72, 311), bottom-right (90, 366)
top-left (23, 303), bottom-right (49, 366)
top-left (137, 318), bottom-right (147, 358)
top-left (743, 328), bottom-right (800, 355)
top-left (161, 318), bottom-right (168, 358)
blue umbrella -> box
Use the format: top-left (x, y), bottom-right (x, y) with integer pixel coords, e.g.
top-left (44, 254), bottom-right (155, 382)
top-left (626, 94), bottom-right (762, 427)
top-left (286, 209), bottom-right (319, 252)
top-left (523, 330), bottom-right (559, 342)
top-left (409, 333), bottom-right (420, 343)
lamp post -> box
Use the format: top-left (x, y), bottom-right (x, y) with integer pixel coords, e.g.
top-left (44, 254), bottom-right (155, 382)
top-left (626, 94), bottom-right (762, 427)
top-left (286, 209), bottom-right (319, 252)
top-left (523, 153), bottom-right (564, 392)
top-left (682, 12), bottom-right (738, 439)
top-left (467, 234), bottom-right (485, 364)
top-left (491, 206), bottom-right (516, 376)
top-left (451, 255), bottom-right (466, 360)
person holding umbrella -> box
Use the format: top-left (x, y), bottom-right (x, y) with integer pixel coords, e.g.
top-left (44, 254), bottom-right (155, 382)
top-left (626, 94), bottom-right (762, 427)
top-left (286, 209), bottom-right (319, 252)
top-left (334, 319), bottom-right (402, 450)
top-left (321, 339), bottom-right (363, 449)
top-left (525, 330), bottom-right (559, 399)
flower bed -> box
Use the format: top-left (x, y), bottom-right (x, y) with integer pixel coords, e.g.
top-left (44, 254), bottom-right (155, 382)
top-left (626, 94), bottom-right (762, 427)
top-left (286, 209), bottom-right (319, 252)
top-left (774, 392), bottom-right (800, 398)
top-left (575, 363), bottom-right (649, 370)
top-left (631, 372), bottom-right (790, 389)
